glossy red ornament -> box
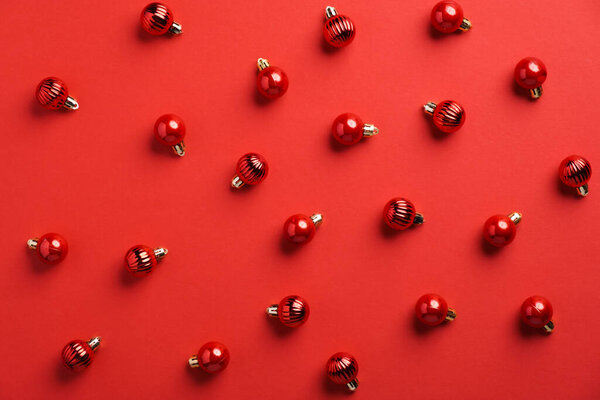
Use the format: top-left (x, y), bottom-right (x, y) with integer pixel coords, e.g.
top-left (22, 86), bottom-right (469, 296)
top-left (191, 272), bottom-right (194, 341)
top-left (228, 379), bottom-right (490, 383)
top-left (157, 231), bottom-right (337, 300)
top-left (62, 337), bottom-right (101, 371)
top-left (154, 114), bottom-right (186, 156)
top-left (124, 245), bottom-right (168, 276)
top-left (36, 77), bottom-right (78, 111)
top-left (559, 155), bottom-right (592, 196)
top-left (231, 153), bottom-right (269, 188)
top-left (331, 113), bottom-right (379, 145)
top-left (430, 1), bottom-right (471, 33)
top-left (383, 198), bottom-right (424, 230)
top-left (323, 6), bottom-right (356, 48)
top-left (415, 293), bottom-right (456, 326)
top-left (482, 212), bottom-right (521, 247)
top-left (188, 341), bottom-right (230, 373)
top-left (520, 296), bottom-right (554, 333)
top-left (256, 58), bottom-right (288, 99)
top-left (424, 100), bottom-right (465, 133)
top-left (27, 233), bottom-right (69, 264)
top-left (283, 213), bottom-right (323, 244)
top-left (140, 2), bottom-right (182, 35)
top-left (266, 295), bottom-right (310, 328)
top-left (514, 57), bottom-right (547, 99)
top-left (326, 352), bottom-right (359, 391)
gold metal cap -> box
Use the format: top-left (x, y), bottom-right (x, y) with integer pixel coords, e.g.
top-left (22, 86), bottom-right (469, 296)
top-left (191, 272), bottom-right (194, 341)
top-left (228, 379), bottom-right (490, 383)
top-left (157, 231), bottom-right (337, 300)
top-left (310, 213), bottom-right (323, 227)
top-left (27, 238), bottom-right (39, 250)
top-left (88, 337), bottom-right (101, 351)
top-left (362, 124), bottom-right (379, 137)
top-left (172, 141), bottom-right (185, 157)
top-left (154, 248), bottom-right (168, 260)
top-left (509, 212), bottom-right (522, 225)
top-left (266, 305), bottom-right (279, 317)
top-left (188, 355), bottom-right (199, 368)
top-left (577, 183), bottom-right (589, 196)
top-left (325, 6), bottom-right (338, 18)
top-left (423, 102), bottom-right (437, 116)
top-left (63, 96), bottom-right (79, 110)
top-left (347, 378), bottom-right (359, 391)
top-left (446, 308), bottom-right (456, 322)
top-left (530, 86), bottom-right (543, 99)
top-left (543, 320), bottom-right (554, 333)
top-left (231, 175), bottom-right (245, 189)
top-left (257, 58), bottom-right (270, 71)
top-left (169, 21), bottom-right (182, 35)
top-left (459, 18), bottom-right (472, 31)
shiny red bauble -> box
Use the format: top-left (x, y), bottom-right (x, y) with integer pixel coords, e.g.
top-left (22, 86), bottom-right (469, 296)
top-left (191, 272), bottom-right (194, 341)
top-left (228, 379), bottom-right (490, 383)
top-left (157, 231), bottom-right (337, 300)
top-left (383, 198), bottom-right (424, 230)
top-left (154, 114), bottom-right (186, 156)
top-left (520, 296), bottom-right (554, 332)
top-left (323, 6), bottom-right (355, 48)
top-left (256, 58), bottom-right (288, 99)
top-left (482, 212), bottom-right (521, 247)
top-left (27, 233), bottom-right (69, 264)
top-left (424, 100), bottom-right (465, 133)
top-left (124, 245), bottom-right (168, 276)
top-left (231, 153), bottom-right (269, 188)
top-left (283, 213), bottom-right (323, 244)
top-left (62, 337), bottom-right (101, 371)
top-left (326, 352), bottom-right (359, 391)
top-left (331, 113), bottom-right (379, 145)
top-left (140, 2), bottom-right (182, 35)
top-left (188, 341), bottom-right (230, 373)
top-left (266, 295), bottom-right (310, 328)
top-left (430, 1), bottom-right (471, 33)
top-left (559, 155), bottom-right (592, 196)
top-left (36, 77), bottom-right (78, 110)
top-left (514, 57), bottom-right (547, 99)
top-left (415, 293), bottom-right (456, 326)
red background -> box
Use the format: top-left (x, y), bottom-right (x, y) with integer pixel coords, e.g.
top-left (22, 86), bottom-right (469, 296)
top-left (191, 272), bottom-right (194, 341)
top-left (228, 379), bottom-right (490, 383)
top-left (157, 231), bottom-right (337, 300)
top-left (1, 0), bottom-right (599, 399)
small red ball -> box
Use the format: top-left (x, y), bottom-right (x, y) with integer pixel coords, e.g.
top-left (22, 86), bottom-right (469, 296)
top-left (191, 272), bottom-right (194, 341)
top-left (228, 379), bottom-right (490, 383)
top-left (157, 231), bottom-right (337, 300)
top-left (257, 66), bottom-right (288, 99)
top-left (141, 2), bottom-right (174, 35)
top-left (520, 296), bottom-right (553, 329)
top-left (432, 101), bottom-right (465, 133)
top-left (559, 155), bottom-right (592, 188)
top-left (323, 13), bottom-right (355, 48)
top-left (125, 245), bottom-right (158, 276)
top-left (415, 293), bottom-right (449, 326)
top-left (326, 352), bottom-right (359, 386)
top-left (278, 295), bottom-right (310, 327)
top-left (431, 1), bottom-right (465, 33)
top-left (283, 214), bottom-right (316, 244)
top-left (36, 77), bottom-right (70, 110)
top-left (196, 342), bottom-right (230, 373)
top-left (235, 153), bottom-right (269, 185)
top-left (62, 340), bottom-right (94, 371)
top-left (482, 215), bottom-right (517, 247)
top-left (36, 233), bottom-right (69, 264)
top-left (383, 198), bottom-right (420, 230)
top-left (332, 113), bottom-right (364, 145)
top-left (514, 57), bottom-right (547, 90)
top-left (154, 114), bottom-right (186, 146)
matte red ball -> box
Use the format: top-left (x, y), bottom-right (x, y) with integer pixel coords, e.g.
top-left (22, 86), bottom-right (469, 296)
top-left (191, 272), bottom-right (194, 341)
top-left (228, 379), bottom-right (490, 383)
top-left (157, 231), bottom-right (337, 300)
top-left (236, 153), bottom-right (269, 185)
top-left (482, 215), bottom-right (517, 247)
top-left (124, 245), bottom-right (158, 276)
top-left (332, 113), bottom-right (364, 145)
top-left (196, 342), bottom-right (230, 373)
top-left (36, 233), bottom-right (69, 264)
top-left (520, 296), bottom-right (553, 329)
top-left (257, 66), bottom-right (288, 99)
top-left (431, 1), bottom-right (465, 33)
top-left (514, 57), bottom-right (547, 90)
top-left (323, 13), bottom-right (355, 48)
top-left (283, 214), bottom-right (316, 244)
top-left (141, 2), bottom-right (174, 35)
top-left (326, 352), bottom-right (359, 387)
top-left (278, 295), bottom-right (310, 327)
top-left (559, 155), bottom-right (592, 187)
top-left (154, 114), bottom-right (185, 146)
top-left (36, 77), bottom-right (70, 110)
top-left (62, 340), bottom-right (95, 371)
top-left (415, 293), bottom-right (449, 326)
top-left (432, 100), bottom-right (465, 133)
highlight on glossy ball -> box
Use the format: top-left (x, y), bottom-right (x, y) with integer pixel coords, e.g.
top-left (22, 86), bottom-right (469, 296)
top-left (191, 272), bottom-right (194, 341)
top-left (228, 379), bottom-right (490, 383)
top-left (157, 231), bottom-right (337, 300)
top-left (520, 296), bottom-right (554, 332)
top-left (36, 77), bottom-right (78, 110)
top-left (326, 352), bottom-right (359, 391)
top-left (323, 6), bottom-right (356, 48)
top-left (232, 153), bottom-right (269, 188)
top-left (559, 154), bottom-right (591, 196)
top-left (383, 198), bottom-right (424, 230)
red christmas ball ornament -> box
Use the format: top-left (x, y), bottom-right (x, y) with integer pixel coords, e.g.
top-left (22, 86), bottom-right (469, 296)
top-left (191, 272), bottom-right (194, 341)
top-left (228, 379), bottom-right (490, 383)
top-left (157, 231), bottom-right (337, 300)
top-left (124, 245), bottom-right (168, 276)
top-left (514, 57), bottom-right (547, 99)
top-left (520, 296), bottom-right (554, 333)
top-left (326, 352), bottom-right (359, 391)
top-left (231, 153), bottom-right (269, 188)
top-left (423, 100), bottom-right (465, 133)
top-left (331, 113), bottom-right (379, 145)
top-left (188, 341), bottom-right (230, 373)
top-left (140, 2), bottom-right (182, 35)
top-left (36, 77), bottom-right (78, 111)
top-left (62, 337), bottom-right (101, 371)
top-left (266, 295), bottom-right (310, 328)
top-left (283, 213), bottom-right (323, 245)
top-left (383, 198), bottom-right (424, 230)
top-left (154, 114), bottom-right (186, 156)
top-left (256, 58), bottom-right (288, 99)
top-left (482, 212), bottom-right (521, 247)
top-left (415, 293), bottom-right (456, 326)
top-left (430, 1), bottom-right (471, 33)
top-left (27, 233), bottom-right (69, 264)
top-left (559, 155), bottom-right (592, 196)
top-left (323, 6), bottom-right (356, 48)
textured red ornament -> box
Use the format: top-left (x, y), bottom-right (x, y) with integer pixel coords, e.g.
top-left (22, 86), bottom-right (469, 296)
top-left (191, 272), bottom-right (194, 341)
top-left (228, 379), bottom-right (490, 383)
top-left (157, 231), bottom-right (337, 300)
top-left (154, 114), bottom-right (186, 156)
top-left (61, 337), bottom-right (101, 371)
top-left (514, 57), bottom-right (547, 98)
top-left (424, 100), bottom-right (465, 133)
top-left (415, 293), bottom-right (456, 326)
top-left (482, 212), bottom-right (521, 247)
top-left (559, 155), bottom-right (591, 196)
top-left (430, 1), bottom-right (471, 33)
top-left (383, 198), bottom-right (424, 230)
top-left (266, 295), bottom-right (310, 328)
top-left (323, 6), bottom-right (355, 48)
top-left (231, 153), bottom-right (269, 188)
top-left (520, 296), bottom-right (554, 332)
top-left (256, 58), bottom-right (288, 99)
top-left (326, 352), bottom-right (359, 391)
top-left (331, 113), bottom-right (378, 145)
top-left (27, 233), bottom-right (69, 264)
top-left (188, 341), bottom-right (230, 373)
top-left (124, 245), bottom-right (168, 276)
top-left (283, 213), bottom-right (323, 244)
top-left (36, 77), bottom-right (78, 110)
top-left (140, 2), bottom-right (182, 35)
